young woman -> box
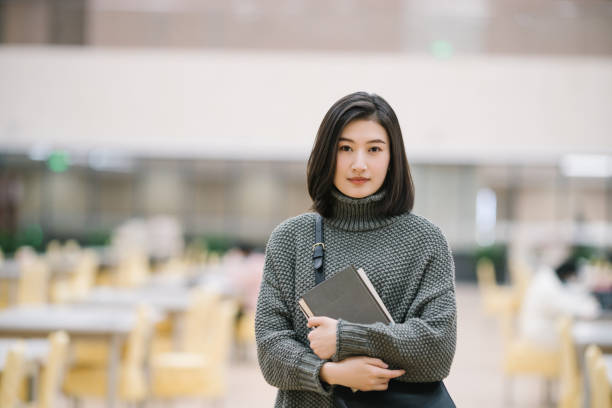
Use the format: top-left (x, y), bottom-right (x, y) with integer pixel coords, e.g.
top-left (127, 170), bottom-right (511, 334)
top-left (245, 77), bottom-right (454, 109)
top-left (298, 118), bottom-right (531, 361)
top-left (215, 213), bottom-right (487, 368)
top-left (255, 92), bottom-right (456, 407)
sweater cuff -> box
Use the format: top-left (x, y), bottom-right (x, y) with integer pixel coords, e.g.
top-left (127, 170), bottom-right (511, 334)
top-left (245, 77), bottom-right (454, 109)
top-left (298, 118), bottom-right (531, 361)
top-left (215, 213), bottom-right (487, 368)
top-left (334, 319), bottom-right (371, 361)
top-left (296, 352), bottom-right (334, 396)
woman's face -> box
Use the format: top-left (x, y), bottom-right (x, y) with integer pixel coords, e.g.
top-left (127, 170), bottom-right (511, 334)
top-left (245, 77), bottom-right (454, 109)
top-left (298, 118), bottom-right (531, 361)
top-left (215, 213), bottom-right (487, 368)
top-left (333, 119), bottom-right (391, 199)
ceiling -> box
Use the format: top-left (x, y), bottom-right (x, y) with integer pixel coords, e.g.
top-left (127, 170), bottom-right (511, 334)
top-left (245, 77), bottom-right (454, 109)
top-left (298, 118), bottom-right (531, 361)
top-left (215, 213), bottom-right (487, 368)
top-left (2, 0), bottom-right (612, 55)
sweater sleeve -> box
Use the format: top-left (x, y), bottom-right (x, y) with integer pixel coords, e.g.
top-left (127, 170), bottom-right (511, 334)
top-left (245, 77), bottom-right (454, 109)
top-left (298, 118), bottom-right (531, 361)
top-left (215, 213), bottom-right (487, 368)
top-left (255, 231), bottom-right (334, 396)
top-left (333, 228), bottom-right (457, 382)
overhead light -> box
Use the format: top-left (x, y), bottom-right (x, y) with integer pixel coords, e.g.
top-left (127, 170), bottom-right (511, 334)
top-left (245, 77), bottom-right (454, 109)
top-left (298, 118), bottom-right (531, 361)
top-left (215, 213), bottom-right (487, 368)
top-left (560, 154), bottom-right (612, 178)
top-left (88, 149), bottom-right (134, 172)
top-left (476, 188), bottom-right (496, 246)
top-left (431, 40), bottom-right (453, 59)
top-left (29, 144), bottom-right (51, 161)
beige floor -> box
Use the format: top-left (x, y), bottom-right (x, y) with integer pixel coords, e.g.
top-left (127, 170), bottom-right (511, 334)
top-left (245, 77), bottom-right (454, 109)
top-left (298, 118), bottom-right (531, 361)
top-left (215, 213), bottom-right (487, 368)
top-left (74, 283), bottom-right (552, 407)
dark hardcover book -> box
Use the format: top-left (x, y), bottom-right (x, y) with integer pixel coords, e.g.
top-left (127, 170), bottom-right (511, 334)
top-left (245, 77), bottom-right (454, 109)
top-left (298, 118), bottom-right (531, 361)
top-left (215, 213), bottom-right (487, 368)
top-left (298, 265), bottom-right (394, 324)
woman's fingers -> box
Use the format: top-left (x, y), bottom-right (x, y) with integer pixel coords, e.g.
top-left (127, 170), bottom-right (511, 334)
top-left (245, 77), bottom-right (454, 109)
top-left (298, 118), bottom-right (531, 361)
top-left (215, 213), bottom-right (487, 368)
top-left (373, 367), bottom-right (405, 379)
top-left (306, 316), bottom-right (324, 328)
top-left (365, 357), bottom-right (388, 369)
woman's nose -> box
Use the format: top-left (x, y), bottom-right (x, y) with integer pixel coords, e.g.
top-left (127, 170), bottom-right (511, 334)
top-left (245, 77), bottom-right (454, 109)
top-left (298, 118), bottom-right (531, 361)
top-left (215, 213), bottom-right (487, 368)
top-left (351, 151), bottom-right (367, 172)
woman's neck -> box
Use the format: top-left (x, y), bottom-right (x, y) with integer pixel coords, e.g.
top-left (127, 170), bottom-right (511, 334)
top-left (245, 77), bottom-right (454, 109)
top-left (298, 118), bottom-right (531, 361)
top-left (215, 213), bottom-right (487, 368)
top-left (325, 189), bottom-right (399, 231)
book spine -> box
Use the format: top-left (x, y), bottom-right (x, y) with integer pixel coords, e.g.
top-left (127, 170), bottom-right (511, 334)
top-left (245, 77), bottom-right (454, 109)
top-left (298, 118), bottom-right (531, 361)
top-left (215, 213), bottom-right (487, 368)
top-left (298, 298), bottom-right (314, 319)
top-left (356, 268), bottom-right (395, 324)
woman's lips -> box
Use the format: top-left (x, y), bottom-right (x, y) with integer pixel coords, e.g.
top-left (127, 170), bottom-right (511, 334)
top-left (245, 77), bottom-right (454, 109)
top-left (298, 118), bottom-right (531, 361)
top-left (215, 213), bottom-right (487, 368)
top-left (348, 177), bottom-right (369, 185)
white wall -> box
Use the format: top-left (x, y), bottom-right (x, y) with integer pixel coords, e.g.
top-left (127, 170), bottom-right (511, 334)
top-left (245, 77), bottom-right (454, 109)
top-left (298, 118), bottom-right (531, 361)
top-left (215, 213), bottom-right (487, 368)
top-left (1, 46), bottom-right (611, 163)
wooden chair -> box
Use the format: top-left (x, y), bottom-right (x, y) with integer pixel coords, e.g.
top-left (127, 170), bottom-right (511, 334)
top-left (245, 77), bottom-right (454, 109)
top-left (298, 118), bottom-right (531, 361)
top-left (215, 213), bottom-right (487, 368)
top-left (17, 258), bottom-right (49, 305)
top-left (63, 306), bottom-right (152, 405)
top-left (150, 298), bottom-right (238, 402)
top-left (0, 342), bottom-right (26, 408)
top-left (498, 309), bottom-right (559, 405)
top-left (71, 249), bottom-right (98, 300)
top-left (37, 331), bottom-right (70, 408)
top-left (591, 359), bottom-right (611, 408)
top-left (476, 258), bottom-right (522, 317)
top-left (115, 252), bottom-right (150, 287)
top-left (63, 240), bottom-right (80, 254)
top-left (557, 317), bottom-right (581, 408)
top-left (585, 345), bottom-right (611, 408)
top-left (45, 240), bottom-right (61, 254)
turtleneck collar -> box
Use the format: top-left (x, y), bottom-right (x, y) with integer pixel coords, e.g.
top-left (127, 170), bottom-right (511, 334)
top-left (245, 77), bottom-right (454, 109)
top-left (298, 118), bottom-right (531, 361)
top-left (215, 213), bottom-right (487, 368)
top-left (326, 189), bottom-right (400, 231)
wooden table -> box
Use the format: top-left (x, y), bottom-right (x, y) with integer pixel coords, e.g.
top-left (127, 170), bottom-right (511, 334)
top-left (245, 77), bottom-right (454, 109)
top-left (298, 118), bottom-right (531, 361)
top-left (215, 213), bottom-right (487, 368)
top-left (79, 286), bottom-right (190, 314)
top-left (573, 320), bottom-right (612, 351)
top-left (0, 305), bottom-right (137, 408)
top-left (77, 286), bottom-right (191, 347)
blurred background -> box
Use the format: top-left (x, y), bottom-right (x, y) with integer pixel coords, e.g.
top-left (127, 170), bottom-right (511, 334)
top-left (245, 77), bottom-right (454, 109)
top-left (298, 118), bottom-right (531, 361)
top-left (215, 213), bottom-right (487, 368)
top-left (0, 0), bottom-right (611, 407)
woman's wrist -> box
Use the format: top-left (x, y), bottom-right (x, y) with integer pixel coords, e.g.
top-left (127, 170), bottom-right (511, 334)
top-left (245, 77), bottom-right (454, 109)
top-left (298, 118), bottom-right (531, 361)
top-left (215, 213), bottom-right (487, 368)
top-left (320, 362), bottom-right (337, 385)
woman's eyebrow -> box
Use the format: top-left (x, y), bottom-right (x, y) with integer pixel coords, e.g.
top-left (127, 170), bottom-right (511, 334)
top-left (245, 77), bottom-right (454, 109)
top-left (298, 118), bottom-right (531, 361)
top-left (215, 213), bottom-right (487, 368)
top-left (338, 137), bottom-right (386, 144)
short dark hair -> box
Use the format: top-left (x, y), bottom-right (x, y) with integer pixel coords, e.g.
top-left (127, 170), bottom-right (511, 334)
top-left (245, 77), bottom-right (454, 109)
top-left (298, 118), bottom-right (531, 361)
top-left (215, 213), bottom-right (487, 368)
top-left (307, 91), bottom-right (415, 217)
top-left (555, 257), bottom-right (578, 283)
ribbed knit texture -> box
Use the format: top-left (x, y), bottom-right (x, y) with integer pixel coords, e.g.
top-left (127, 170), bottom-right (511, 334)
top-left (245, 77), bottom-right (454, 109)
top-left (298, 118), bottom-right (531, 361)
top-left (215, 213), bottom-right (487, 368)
top-left (255, 191), bottom-right (457, 408)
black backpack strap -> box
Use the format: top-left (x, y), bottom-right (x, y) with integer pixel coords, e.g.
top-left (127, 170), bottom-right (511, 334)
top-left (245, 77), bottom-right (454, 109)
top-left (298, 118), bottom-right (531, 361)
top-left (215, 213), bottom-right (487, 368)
top-left (312, 213), bottom-right (325, 285)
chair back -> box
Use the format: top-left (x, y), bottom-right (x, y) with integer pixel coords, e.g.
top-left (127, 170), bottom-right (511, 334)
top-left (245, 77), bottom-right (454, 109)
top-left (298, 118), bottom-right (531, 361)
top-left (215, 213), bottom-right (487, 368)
top-left (591, 359), bottom-right (611, 408)
top-left (120, 305), bottom-right (151, 402)
top-left (509, 261), bottom-right (531, 305)
top-left (38, 331), bottom-right (70, 408)
top-left (557, 316), bottom-right (581, 408)
top-left (17, 258), bottom-right (49, 305)
top-left (586, 345), bottom-right (611, 408)
top-left (206, 300), bottom-right (238, 366)
top-left (476, 257), bottom-right (496, 290)
top-left (116, 252), bottom-right (149, 287)
top-left (70, 249), bottom-right (98, 300)
top-left (183, 289), bottom-right (221, 353)
top-left (0, 342), bottom-right (25, 408)
top-left (63, 239), bottom-right (80, 254)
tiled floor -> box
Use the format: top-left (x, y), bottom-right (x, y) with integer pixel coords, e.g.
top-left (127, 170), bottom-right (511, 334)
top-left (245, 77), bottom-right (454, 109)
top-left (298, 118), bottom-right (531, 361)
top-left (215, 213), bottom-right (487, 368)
top-left (75, 284), bottom-right (552, 407)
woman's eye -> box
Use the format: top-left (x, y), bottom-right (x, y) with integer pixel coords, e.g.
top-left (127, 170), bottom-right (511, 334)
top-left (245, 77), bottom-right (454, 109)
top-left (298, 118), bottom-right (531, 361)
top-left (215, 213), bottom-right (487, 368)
top-left (339, 145), bottom-right (352, 152)
top-left (369, 146), bottom-right (382, 152)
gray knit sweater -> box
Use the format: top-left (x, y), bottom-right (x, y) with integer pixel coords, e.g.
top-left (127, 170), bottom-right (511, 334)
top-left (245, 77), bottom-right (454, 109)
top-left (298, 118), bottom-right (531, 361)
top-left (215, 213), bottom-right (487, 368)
top-left (255, 190), bottom-right (457, 408)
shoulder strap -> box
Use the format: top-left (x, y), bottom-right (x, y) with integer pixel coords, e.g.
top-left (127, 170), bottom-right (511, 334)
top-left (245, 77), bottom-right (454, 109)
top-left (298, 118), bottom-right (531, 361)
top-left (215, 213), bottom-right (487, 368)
top-left (312, 213), bottom-right (325, 285)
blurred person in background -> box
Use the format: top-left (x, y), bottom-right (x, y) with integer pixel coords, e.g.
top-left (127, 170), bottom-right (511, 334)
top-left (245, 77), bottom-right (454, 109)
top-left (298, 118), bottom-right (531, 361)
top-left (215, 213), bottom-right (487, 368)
top-left (518, 256), bottom-right (601, 348)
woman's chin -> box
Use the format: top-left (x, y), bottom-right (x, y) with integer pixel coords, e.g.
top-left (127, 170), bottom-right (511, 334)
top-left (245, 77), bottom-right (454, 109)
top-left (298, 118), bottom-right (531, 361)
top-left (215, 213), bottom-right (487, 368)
top-left (337, 186), bottom-right (374, 199)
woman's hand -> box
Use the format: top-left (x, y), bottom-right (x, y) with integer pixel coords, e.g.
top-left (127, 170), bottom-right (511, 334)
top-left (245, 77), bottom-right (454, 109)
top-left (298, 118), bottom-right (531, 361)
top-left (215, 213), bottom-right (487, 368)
top-left (320, 356), bottom-right (405, 391)
top-left (307, 316), bottom-right (338, 359)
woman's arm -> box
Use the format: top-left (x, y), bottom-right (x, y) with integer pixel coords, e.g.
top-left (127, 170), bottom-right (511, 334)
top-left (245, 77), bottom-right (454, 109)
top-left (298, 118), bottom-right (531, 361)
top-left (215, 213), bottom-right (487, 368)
top-left (332, 229), bottom-right (457, 382)
top-left (255, 234), bottom-right (333, 396)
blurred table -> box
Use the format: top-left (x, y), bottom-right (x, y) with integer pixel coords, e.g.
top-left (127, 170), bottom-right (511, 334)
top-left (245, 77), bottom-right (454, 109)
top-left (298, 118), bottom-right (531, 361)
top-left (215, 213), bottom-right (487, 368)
top-left (573, 320), bottom-right (612, 351)
top-left (78, 286), bottom-right (193, 347)
top-left (0, 305), bottom-right (137, 408)
top-left (78, 286), bottom-right (190, 313)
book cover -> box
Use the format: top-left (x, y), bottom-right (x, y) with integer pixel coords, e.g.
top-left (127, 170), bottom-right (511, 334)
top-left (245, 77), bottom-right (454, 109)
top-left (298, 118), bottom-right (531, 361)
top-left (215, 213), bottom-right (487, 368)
top-left (298, 265), bottom-right (394, 324)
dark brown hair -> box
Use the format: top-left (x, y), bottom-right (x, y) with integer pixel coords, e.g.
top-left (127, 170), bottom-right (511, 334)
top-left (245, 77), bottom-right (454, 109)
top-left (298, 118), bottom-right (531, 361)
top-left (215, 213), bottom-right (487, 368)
top-left (307, 91), bottom-right (415, 217)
